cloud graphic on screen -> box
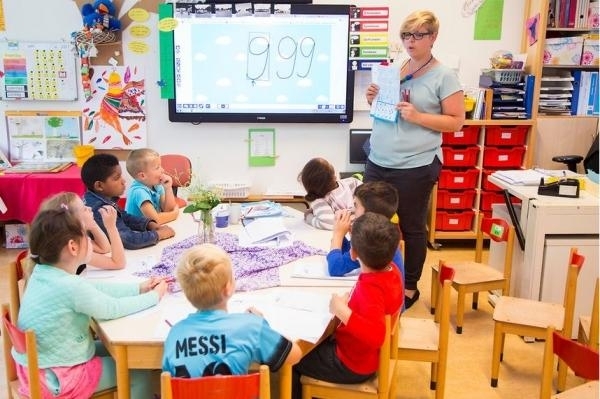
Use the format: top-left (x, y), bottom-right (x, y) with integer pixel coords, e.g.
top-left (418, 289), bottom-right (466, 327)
top-left (216, 78), bottom-right (232, 87)
top-left (234, 52), bottom-right (247, 62)
top-left (316, 95), bottom-right (328, 102)
top-left (316, 53), bottom-right (329, 62)
top-left (275, 95), bottom-right (288, 103)
top-left (195, 94), bottom-right (208, 102)
top-left (235, 94), bottom-right (249, 102)
top-left (216, 36), bottom-right (232, 46)
top-left (194, 53), bottom-right (207, 62)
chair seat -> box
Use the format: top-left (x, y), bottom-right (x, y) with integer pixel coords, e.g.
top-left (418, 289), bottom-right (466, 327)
top-left (300, 362), bottom-right (397, 395)
top-left (493, 296), bottom-right (565, 330)
top-left (398, 317), bottom-right (439, 351)
top-left (552, 380), bottom-right (598, 398)
top-left (446, 261), bottom-right (504, 285)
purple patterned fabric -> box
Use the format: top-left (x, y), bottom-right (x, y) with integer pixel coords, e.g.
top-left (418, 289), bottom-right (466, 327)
top-left (134, 232), bottom-right (325, 291)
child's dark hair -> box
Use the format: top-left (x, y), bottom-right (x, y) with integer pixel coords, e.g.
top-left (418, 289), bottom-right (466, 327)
top-left (351, 212), bottom-right (399, 270)
top-left (29, 209), bottom-right (86, 265)
top-left (354, 181), bottom-right (398, 219)
top-left (299, 158), bottom-right (337, 202)
top-left (81, 153), bottom-right (120, 191)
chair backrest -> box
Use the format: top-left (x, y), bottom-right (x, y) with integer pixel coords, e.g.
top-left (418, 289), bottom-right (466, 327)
top-left (161, 364), bottom-right (270, 399)
top-left (161, 154), bottom-right (192, 189)
top-left (589, 278), bottom-right (599, 350)
top-left (540, 325), bottom-right (599, 399)
top-left (475, 216), bottom-right (515, 292)
top-left (9, 250), bottom-right (28, 325)
top-left (2, 303), bottom-right (42, 399)
top-left (377, 312), bottom-right (400, 397)
top-left (562, 248), bottom-right (585, 339)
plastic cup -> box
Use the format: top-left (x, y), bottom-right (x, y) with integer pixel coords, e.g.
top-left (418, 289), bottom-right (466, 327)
top-left (228, 203), bottom-right (242, 225)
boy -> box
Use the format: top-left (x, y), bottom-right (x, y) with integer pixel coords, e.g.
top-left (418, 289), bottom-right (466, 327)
top-left (125, 148), bottom-right (179, 224)
top-left (162, 243), bottom-right (302, 377)
top-left (81, 153), bottom-right (175, 250)
top-left (327, 181), bottom-right (405, 281)
top-left (292, 212), bottom-right (404, 399)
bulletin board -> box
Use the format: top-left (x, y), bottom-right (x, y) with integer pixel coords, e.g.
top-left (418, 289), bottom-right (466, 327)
top-left (0, 41), bottom-right (78, 101)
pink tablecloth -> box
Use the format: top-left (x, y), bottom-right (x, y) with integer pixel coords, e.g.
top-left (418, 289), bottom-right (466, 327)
top-left (0, 164), bottom-right (85, 224)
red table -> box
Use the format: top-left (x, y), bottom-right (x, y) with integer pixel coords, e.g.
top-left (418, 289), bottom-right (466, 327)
top-left (0, 164), bottom-right (85, 224)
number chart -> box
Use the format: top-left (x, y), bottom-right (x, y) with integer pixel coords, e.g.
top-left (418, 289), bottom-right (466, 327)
top-left (0, 41), bottom-right (78, 101)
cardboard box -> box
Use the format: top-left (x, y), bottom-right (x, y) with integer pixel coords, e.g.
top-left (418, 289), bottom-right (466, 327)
top-left (5, 223), bottom-right (29, 249)
top-left (581, 37), bottom-right (599, 65)
top-left (543, 36), bottom-right (584, 65)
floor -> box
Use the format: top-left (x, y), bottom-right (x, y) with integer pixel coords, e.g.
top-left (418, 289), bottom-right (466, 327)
top-left (0, 241), bottom-right (586, 399)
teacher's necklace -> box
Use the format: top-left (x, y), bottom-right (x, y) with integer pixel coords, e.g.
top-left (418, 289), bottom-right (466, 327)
top-left (400, 55), bottom-right (434, 84)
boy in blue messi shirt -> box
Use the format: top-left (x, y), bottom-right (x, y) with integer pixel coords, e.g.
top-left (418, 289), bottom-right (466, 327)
top-left (327, 181), bottom-right (405, 286)
top-left (162, 243), bottom-right (302, 378)
top-left (81, 153), bottom-right (175, 250)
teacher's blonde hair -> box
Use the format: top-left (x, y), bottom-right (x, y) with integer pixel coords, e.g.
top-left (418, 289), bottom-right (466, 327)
top-left (400, 10), bottom-right (440, 35)
top-left (177, 243), bottom-right (233, 309)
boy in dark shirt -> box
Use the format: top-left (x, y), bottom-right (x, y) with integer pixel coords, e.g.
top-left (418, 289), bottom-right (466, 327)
top-left (81, 153), bottom-right (175, 250)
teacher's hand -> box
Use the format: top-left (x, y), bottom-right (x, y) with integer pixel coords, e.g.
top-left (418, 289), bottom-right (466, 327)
top-left (398, 102), bottom-right (420, 124)
top-left (366, 83), bottom-right (379, 105)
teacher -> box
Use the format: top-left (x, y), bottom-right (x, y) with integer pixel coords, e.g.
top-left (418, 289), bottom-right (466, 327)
top-left (365, 10), bottom-right (465, 309)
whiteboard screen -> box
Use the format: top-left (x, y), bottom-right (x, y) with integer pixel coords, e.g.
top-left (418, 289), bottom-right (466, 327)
top-left (0, 41), bottom-right (78, 101)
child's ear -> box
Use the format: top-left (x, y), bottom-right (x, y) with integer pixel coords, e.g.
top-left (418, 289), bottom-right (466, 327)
top-left (93, 180), bottom-right (104, 192)
top-left (223, 279), bottom-right (235, 298)
top-left (350, 246), bottom-right (358, 261)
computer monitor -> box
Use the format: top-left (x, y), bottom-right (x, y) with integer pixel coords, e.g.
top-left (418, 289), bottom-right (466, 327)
top-left (349, 129), bottom-right (371, 164)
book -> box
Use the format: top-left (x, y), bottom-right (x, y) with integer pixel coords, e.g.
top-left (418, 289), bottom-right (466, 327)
top-left (239, 216), bottom-right (291, 246)
top-left (3, 161), bottom-right (72, 174)
top-left (370, 62), bottom-right (399, 123)
top-left (240, 200), bottom-right (283, 219)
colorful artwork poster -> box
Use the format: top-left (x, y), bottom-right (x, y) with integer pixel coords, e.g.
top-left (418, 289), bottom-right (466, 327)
top-left (82, 65), bottom-right (147, 149)
top-left (5, 111), bottom-right (82, 162)
top-left (349, 6), bottom-right (390, 71)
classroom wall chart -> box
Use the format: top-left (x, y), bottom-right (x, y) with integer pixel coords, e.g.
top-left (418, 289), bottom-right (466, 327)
top-left (0, 41), bottom-right (78, 101)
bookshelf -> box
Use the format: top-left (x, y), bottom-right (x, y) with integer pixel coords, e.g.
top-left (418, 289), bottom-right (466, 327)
top-left (524, 0), bottom-right (599, 170)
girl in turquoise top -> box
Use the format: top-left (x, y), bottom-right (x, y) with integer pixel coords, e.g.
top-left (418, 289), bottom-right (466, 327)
top-left (15, 208), bottom-right (168, 398)
top-left (365, 10), bottom-right (465, 309)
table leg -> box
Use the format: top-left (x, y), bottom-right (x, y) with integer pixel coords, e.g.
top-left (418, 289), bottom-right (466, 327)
top-left (279, 364), bottom-right (292, 399)
top-left (114, 345), bottom-right (130, 399)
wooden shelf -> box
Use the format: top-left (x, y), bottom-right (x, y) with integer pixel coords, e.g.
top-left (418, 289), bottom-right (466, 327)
top-left (542, 65), bottom-right (599, 70)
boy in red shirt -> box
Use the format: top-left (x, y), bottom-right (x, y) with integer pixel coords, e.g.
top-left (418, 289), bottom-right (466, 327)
top-left (292, 212), bottom-right (404, 399)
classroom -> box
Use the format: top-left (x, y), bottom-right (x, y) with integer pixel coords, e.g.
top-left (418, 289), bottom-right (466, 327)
top-left (0, 0), bottom-right (598, 398)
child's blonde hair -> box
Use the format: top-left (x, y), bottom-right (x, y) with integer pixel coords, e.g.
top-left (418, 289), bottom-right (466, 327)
top-left (126, 148), bottom-right (160, 177)
top-left (39, 191), bottom-right (79, 212)
top-left (177, 243), bottom-right (233, 309)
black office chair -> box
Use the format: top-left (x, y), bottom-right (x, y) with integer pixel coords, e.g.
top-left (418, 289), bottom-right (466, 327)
top-left (552, 155), bottom-right (584, 173)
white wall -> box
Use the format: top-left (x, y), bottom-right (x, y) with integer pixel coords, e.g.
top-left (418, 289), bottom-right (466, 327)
top-left (0, 0), bottom-right (525, 195)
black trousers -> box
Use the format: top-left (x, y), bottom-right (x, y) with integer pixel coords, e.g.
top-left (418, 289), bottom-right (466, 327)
top-left (291, 337), bottom-right (374, 399)
top-left (364, 157), bottom-right (442, 291)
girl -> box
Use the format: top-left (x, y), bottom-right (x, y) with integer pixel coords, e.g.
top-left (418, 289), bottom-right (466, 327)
top-left (40, 192), bottom-right (126, 271)
top-left (14, 208), bottom-right (168, 398)
top-left (298, 157), bottom-right (362, 230)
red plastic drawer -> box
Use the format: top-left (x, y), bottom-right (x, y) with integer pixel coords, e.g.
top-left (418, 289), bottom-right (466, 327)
top-left (442, 126), bottom-right (480, 146)
top-left (438, 168), bottom-right (479, 190)
top-left (435, 210), bottom-right (476, 231)
top-left (442, 146), bottom-right (480, 167)
top-left (482, 169), bottom-right (502, 191)
top-left (482, 146), bottom-right (525, 168)
top-left (436, 189), bottom-right (476, 210)
top-left (480, 190), bottom-right (521, 211)
top-left (485, 125), bottom-right (528, 146)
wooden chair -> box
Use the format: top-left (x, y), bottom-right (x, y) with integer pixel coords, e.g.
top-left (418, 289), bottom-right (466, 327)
top-left (540, 325), bottom-right (599, 399)
top-left (160, 364), bottom-right (270, 399)
top-left (491, 248), bottom-right (585, 390)
top-left (431, 215), bottom-right (515, 334)
top-left (9, 250), bottom-right (28, 324)
top-left (397, 262), bottom-right (455, 399)
top-left (578, 278), bottom-right (599, 351)
top-left (300, 313), bottom-right (399, 399)
top-left (161, 154), bottom-right (192, 207)
top-left (2, 304), bottom-right (116, 399)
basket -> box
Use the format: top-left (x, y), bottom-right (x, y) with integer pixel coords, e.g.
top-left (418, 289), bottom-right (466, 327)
top-left (74, 29), bottom-right (117, 46)
top-left (210, 182), bottom-right (250, 198)
top-left (481, 69), bottom-right (523, 84)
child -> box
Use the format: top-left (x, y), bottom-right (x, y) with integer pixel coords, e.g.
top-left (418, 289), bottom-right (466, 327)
top-left (162, 243), bottom-right (302, 378)
top-left (298, 157), bottom-right (362, 230)
top-left (15, 208), bottom-right (168, 399)
top-left (292, 212), bottom-right (403, 399)
top-left (40, 191), bottom-right (126, 270)
top-left (327, 181), bottom-right (405, 281)
top-left (81, 153), bottom-right (175, 250)
top-left (125, 148), bottom-right (179, 224)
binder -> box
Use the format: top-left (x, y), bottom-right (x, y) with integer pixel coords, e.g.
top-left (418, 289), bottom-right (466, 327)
top-left (570, 70), bottom-right (582, 115)
top-left (587, 71), bottom-right (598, 115)
top-left (524, 74), bottom-right (535, 119)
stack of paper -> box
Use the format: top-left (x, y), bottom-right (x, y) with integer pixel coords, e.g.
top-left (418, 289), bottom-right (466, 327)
top-left (291, 257), bottom-right (359, 281)
top-left (238, 217), bottom-right (292, 248)
top-left (241, 201), bottom-right (283, 218)
top-left (492, 169), bottom-right (580, 186)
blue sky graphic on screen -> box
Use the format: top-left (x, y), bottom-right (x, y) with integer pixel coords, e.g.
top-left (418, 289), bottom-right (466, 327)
top-left (168, 5), bottom-right (354, 123)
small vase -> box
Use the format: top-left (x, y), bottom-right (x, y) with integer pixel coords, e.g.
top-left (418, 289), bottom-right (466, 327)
top-left (192, 210), bottom-right (216, 244)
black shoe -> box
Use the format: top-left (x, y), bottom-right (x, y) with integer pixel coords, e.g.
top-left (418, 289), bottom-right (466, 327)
top-left (404, 289), bottom-right (420, 309)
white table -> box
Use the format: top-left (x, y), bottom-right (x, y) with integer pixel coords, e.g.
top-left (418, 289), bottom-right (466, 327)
top-left (487, 175), bottom-right (599, 303)
top-left (86, 207), bottom-right (353, 399)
